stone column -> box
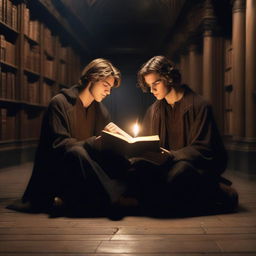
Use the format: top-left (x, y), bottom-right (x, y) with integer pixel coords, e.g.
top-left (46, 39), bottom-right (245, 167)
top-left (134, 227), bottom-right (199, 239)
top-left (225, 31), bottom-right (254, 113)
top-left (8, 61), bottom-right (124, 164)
top-left (202, 0), bottom-right (225, 131)
top-left (245, 0), bottom-right (256, 138)
top-left (202, 0), bottom-right (216, 102)
top-left (180, 53), bottom-right (189, 85)
top-left (189, 44), bottom-right (202, 94)
top-left (232, 0), bottom-right (246, 139)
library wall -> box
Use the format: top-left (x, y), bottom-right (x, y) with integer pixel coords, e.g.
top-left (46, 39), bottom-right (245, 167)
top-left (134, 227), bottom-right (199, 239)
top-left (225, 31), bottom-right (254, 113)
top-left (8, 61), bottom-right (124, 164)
top-left (0, 0), bottom-right (82, 167)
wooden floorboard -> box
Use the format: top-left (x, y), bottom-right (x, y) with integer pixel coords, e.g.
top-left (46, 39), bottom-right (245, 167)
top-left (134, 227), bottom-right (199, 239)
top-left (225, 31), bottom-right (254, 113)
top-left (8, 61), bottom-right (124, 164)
top-left (0, 162), bottom-right (256, 255)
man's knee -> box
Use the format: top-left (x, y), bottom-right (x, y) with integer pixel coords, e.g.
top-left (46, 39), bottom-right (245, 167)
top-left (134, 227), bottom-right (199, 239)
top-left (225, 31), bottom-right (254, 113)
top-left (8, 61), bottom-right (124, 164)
top-left (167, 160), bottom-right (198, 184)
top-left (65, 145), bottom-right (87, 160)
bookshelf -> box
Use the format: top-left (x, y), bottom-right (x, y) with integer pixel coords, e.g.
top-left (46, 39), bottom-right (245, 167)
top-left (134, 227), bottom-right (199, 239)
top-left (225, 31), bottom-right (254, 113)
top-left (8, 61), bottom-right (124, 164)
top-left (0, 0), bottom-right (82, 166)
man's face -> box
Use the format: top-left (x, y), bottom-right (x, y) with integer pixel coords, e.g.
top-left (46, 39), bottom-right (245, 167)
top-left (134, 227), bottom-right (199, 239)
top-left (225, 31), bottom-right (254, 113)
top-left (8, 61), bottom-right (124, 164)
top-left (144, 72), bottom-right (170, 100)
top-left (90, 76), bottom-right (115, 102)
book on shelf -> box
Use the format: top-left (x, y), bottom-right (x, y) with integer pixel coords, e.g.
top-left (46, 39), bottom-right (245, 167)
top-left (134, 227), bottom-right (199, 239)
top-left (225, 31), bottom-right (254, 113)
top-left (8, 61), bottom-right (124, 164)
top-left (0, 108), bottom-right (7, 140)
top-left (29, 20), bottom-right (39, 42)
top-left (0, 0), bottom-right (18, 29)
top-left (0, 71), bottom-right (7, 98)
top-left (0, 35), bottom-right (16, 65)
top-left (0, 35), bottom-right (7, 61)
top-left (44, 57), bottom-right (54, 80)
top-left (24, 6), bottom-right (30, 36)
top-left (11, 4), bottom-right (17, 30)
top-left (6, 0), bottom-right (12, 26)
top-left (42, 82), bottom-right (53, 105)
top-left (24, 75), bottom-right (39, 103)
top-left (0, 71), bottom-right (15, 100)
top-left (0, 108), bottom-right (15, 140)
top-left (44, 27), bottom-right (54, 57)
top-left (24, 40), bottom-right (40, 72)
top-left (6, 109), bottom-right (16, 140)
top-left (101, 122), bottom-right (160, 157)
top-left (5, 40), bottom-right (15, 64)
top-left (6, 71), bottom-right (15, 99)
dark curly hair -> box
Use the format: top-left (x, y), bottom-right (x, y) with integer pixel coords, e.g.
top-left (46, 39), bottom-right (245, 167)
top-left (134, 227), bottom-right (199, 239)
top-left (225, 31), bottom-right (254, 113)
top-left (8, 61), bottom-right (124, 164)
top-left (79, 58), bottom-right (121, 89)
top-left (137, 56), bottom-right (181, 92)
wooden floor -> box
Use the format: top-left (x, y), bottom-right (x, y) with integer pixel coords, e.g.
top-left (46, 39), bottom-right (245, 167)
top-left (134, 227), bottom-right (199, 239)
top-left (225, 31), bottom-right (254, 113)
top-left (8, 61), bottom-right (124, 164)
top-left (0, 163), bottom-right (256, 256)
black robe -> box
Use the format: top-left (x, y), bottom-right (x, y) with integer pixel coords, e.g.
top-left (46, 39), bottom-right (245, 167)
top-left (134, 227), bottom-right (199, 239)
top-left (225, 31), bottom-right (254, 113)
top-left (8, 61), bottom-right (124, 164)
top-left (21, 84), bottom-right (123, 210)
top-left (136, 85), bottom-right (231, 210)
top-left (142, 85), bottom-right (227, 177)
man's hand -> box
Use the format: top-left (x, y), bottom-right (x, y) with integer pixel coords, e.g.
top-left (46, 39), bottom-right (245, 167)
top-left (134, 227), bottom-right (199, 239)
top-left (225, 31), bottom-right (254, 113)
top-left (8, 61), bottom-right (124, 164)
top-left (93, 135), bottom-right (102, 151)
top-left (160, 147), bottom-right (171, 155)
top-left (104, 122), bottom-right (121, 134)
top-left (131, 150), bottom-right (172, 166)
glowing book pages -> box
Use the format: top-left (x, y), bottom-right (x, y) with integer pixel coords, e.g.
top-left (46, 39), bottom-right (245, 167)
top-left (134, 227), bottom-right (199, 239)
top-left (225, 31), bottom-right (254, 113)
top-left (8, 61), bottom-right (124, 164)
top-left (101, 128), bottom-right (160, 157)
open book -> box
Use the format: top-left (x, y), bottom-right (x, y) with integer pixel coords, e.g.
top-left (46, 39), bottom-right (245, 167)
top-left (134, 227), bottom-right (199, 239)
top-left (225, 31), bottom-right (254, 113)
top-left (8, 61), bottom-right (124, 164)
top-left (101, 122), bottom-right (160, 157)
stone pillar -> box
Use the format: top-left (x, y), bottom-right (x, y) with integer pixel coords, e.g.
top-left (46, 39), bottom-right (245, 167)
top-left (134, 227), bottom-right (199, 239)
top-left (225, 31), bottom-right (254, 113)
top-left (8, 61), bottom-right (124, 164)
top-left (180, 53), bottom-right (189, 85)
top-left (202, 0), bottom-right (225, 131)
top-left (189, 44), bottom-right (202, 94)
top-left (245, 0), bottom-right (256, 138)
top-left (232, 0), bottom-right (246, 139)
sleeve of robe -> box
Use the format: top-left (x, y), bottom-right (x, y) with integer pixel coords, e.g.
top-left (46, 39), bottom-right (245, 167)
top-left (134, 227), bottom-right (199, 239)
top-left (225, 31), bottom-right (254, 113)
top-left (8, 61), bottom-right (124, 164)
top-left (170, 103), bottom-right (227, 176)
top-left (47, 97), bottom-right (110, 156)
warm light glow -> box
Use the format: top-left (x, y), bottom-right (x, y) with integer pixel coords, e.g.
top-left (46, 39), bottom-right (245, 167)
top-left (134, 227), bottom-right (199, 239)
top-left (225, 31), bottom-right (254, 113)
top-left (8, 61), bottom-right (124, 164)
top-left (133, 122), bottom-right (140, 137)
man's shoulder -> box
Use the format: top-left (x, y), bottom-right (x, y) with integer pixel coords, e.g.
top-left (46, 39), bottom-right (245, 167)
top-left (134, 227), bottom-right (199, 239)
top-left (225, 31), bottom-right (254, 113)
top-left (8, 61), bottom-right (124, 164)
top-left (49, 85), bottom-right (79, 106)
top-left (48, 92), bottom-right (75, 113)
top-left (193, 93), bottom-right (210, 109)
top-left (49, 93), bottom-right (66, 107)
top-left (184, 87), bottom-right (211, 110)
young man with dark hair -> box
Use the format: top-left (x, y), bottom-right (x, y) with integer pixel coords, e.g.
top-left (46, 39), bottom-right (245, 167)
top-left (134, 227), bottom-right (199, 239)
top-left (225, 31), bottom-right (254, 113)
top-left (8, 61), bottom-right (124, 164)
top-left (136, 55), bottom-right (238, 214)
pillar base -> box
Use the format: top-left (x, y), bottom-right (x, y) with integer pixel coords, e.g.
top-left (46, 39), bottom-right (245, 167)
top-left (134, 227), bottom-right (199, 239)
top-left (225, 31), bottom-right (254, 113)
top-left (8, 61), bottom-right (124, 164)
top-left (225, 136), bottom-right (256, 178)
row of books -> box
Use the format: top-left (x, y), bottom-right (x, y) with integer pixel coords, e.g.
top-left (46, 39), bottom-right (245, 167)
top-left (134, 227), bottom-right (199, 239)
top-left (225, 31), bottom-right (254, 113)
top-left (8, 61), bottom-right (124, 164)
top-left (24, 39), bottom-right (40, 73)
top-left (0, 107), bottom-right (43, 141)
top-left (0, 70), bottom-right (55, 105)
top-left (24, 7), bottom-right (40, 42)
top-left (0, 34), bottom-right (16, 65)
top-left (0, 0), bottom-right (18, 30)
top-left (0, 70), bottom-right (15, 99)
top-left (24, 76), bottom-right (53, 105)
top-left (20, 110), bottom-right (42, 139)
top-left (0, 108), bottom-right (16, 140)
top-left (0, 70), bottom-right (54, 105)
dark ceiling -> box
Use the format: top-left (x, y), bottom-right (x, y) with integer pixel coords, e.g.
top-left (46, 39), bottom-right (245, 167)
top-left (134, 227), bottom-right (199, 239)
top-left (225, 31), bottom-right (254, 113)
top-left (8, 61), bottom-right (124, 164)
top-left (59, 0), bottom-right (186, 56)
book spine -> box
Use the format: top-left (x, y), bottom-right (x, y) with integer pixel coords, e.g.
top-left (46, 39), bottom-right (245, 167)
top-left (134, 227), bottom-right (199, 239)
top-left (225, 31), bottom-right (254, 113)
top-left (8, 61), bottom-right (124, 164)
top-left (6, 0), bottom-right (11, 26)
top-left (23, 74), bottom-right (28, 101)
top-left (24, 7), bottom-right (29, 37)
top-left (11, 72), bottom-right (15, 99)
top-left (3, 0), bottom-right (7, 24)
top-left (0, 34), bottom-right (6, 62)
top-left (6, 109), bottom-right (15, 140)
top-left (24, 39), bottom-right (29, 69)
top-left (11, 4), bottom-right (17, 30)
top-left (1, 71), bottom-right (6, 98)
top-left (6, 71), bottom-right (11, 98)
top-left (0, 108), bottom-right (7, 140)
top-left (0, 0), bottom-right (3, 22)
